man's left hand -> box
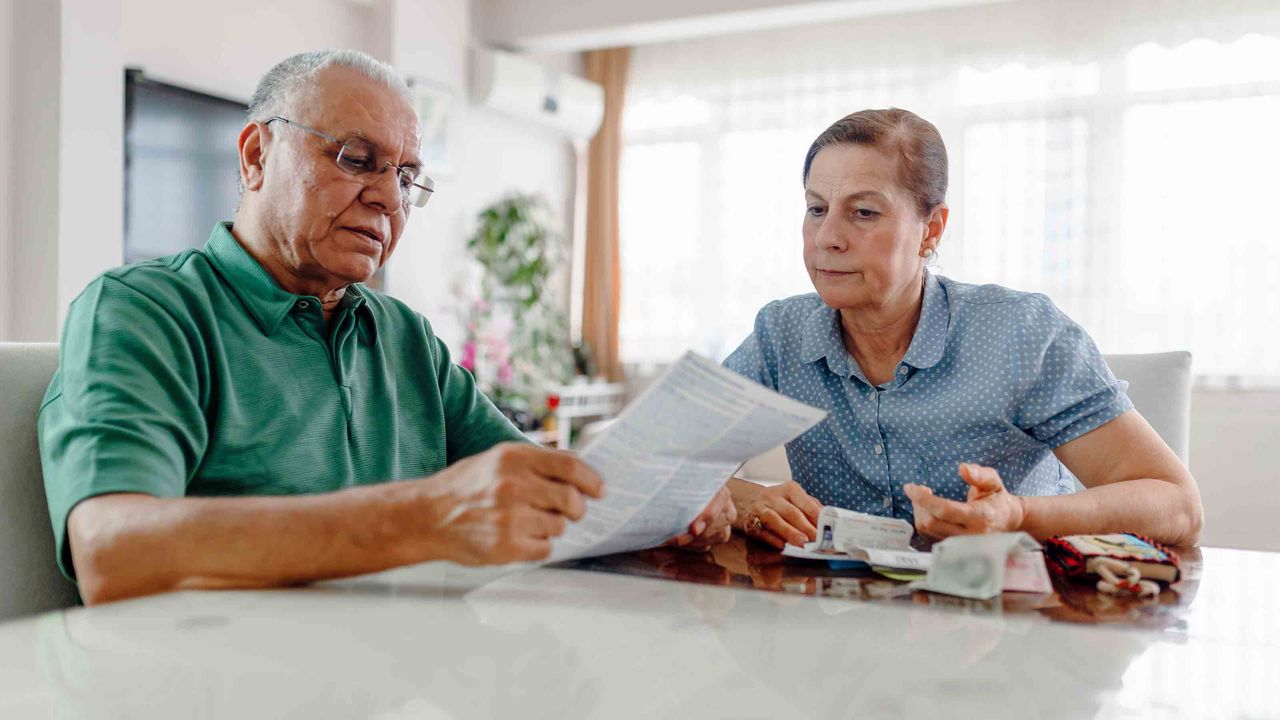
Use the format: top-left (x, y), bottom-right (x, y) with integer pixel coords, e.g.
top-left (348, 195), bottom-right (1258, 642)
top-left (667, 485), bottom-right (736, 550)
top-left (903, 463), bottom-right (1027, 539)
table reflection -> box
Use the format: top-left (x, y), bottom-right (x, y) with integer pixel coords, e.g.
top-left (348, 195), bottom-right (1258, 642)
top-left (557, 534), bottom-right (1201, 628)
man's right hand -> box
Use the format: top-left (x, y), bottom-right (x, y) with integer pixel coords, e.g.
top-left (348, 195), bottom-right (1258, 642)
top-left (414, 443), bottom-right (605, 565)
top-left (728, 478), bottom-right (823, 550)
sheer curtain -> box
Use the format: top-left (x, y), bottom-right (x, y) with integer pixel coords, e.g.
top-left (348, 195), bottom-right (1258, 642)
top-left (618, 0), bottom-right (1280, 385)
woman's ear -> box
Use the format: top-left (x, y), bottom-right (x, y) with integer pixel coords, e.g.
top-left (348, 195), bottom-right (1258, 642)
top-left (920, 203), bottom-right (950, 256)
top-left (238, 122), bottom-right (268, 192)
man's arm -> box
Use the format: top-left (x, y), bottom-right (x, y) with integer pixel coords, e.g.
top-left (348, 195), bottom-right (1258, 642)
top-left (69, 443), bottom-right (603, 605)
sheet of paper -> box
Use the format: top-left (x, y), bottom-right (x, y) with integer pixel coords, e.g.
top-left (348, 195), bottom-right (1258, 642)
top-left (549, 352), bottom-right (827, 562)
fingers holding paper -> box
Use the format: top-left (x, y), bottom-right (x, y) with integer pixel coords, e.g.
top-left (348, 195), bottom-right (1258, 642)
top-left (667, 485), bottom-right (737, 550)
top-left (904, 463), bottom-right (1026, 540)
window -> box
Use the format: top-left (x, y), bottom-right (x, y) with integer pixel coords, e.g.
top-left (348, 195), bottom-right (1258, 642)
top-left (618, 2), bottom-right (1280, 384)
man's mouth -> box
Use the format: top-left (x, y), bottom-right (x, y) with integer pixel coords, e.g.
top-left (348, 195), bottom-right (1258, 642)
top-left (344, 227), bottom-right (384, 245)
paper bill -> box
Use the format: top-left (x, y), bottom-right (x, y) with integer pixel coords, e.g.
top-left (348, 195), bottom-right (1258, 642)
top-left (549, 352), bottom-right (827, 562)
top-left (912, 532), bottom-right (1042, 600)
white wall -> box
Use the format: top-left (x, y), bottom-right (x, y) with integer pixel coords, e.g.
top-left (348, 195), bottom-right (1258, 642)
top-left (3, 0), bottom-right (122, 342)
top-left (122, 0), bottom-right (390, 102)
top-left (387, 0), bottom-right (578, 347)
top-left (1191, 391), bottom-right (1280, 551)
top-left (0, 0), bottom-right (14, 340)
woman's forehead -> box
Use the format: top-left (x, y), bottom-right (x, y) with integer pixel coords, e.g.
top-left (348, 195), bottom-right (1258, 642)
top-left (807, 144), bottom-right (903, 200)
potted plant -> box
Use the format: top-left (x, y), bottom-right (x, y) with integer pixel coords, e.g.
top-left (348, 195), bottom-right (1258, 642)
top-left (458, 194), bottom-right (573, 429)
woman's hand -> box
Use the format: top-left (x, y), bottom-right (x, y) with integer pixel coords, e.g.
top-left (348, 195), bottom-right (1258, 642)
top-left (903, 463), bottom-right (1027, 540)
top-left (730, 479), bottom-right (824, 549)
top-left (667, 485), bottom-right (736, 550)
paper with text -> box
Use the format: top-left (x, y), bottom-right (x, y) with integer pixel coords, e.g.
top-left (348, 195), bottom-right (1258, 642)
top-left (549, 352), bottom-right (827, 562)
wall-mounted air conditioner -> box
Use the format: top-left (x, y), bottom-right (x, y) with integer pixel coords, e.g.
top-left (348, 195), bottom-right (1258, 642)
top-left (470, 47), bottom-right (604, 141)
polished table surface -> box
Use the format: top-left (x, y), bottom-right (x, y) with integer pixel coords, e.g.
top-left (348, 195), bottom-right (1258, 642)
top-left (1, 536), bottom-right (1277, 719)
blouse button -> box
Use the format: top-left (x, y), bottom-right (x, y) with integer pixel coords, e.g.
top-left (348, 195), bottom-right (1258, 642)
top-left (897, 366), bottom-right (908, 375)
top-left (873, 443), bottom-right (884, 455)
top-left (297, 300), bottom-right (310, 310)
top-left (869, 391), bottom-right (878, 401)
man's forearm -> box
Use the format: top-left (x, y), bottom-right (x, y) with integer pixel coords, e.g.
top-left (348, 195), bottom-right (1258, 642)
top-left (69, 481), bottom-right (440, 605)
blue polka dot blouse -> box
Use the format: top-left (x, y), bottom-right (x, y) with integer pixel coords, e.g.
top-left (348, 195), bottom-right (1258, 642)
top-left (723, 271), bottom-right (1133, 524)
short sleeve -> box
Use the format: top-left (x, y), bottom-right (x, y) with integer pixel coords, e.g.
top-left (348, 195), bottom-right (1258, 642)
top-left (1014, 297), bottom-right (1134, 448)
top-left (723, 305), bottom-right (781, 390)
top-left (38, 276), bottom-right (209, 581)
top-left (425, 320), bottom-right (527, 463)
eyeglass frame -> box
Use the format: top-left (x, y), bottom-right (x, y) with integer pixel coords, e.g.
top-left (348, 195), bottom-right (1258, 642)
top-left (263, 115), bottom-right (435, 208)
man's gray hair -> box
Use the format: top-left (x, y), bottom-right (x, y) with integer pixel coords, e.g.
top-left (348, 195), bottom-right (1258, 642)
top-left (247, 49), bottom-right (413, 122)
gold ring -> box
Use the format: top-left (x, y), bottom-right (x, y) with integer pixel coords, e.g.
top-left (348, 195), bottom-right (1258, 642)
top-left (746, 514), bottom-right (764, 534)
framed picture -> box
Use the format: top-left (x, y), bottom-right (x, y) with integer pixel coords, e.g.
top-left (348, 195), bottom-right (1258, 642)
top-left (409, 78), bottom-right (457, 177)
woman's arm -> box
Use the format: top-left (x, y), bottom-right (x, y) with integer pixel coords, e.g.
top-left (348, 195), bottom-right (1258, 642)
top-left (905, 411), bottom-right (1202, 546)
top-left (1033, 409), bottom-right (1202, 545)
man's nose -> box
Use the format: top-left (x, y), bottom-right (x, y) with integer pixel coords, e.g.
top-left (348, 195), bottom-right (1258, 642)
top-left (359, 165), bottom-right (403, 213)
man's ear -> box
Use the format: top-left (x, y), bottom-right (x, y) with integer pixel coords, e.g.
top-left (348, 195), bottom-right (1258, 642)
top-left (238, 121), bottom-right (268, 192)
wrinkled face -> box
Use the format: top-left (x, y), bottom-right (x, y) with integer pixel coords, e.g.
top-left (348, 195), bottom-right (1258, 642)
top-left (248, 66), bottom-right (421, 289)
top-left (802, 143), bottom-right (933, 311)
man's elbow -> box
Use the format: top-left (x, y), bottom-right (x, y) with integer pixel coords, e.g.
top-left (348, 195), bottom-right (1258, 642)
top-left (67, 497), bottom-right (167, 606)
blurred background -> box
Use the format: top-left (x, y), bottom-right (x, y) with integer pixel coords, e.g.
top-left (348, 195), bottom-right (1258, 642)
top-left (1, 0), bottom-right (1277, 549)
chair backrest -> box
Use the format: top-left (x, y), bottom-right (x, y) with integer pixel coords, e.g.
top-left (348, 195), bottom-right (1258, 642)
top-left (737, 350), bottom-right (1193, 485)
top-left (1103, 351), bottom-right (1192, 464)
top-left (0, 342), bottom-right (80, 621)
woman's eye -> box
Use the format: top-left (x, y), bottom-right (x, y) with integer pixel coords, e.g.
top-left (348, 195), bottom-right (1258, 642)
top-left (854, 208), bottom-right (879, 219)
top-left (807, 206), bottom-right (826, 217)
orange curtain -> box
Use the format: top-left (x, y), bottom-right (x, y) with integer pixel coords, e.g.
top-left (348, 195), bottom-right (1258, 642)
top-left (582, 47), bottom-right (630, 382)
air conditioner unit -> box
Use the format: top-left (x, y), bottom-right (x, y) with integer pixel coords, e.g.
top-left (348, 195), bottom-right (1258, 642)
top-left (470, 47), bottom-right (604, 141)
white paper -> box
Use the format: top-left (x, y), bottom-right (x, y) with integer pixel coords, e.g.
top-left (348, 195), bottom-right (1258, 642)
top-left (549, 352), bottom-right (827, 562)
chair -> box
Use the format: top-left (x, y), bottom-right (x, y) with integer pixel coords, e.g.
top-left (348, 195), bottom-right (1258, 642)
top-left (737, 351), bottom-right (1193, 484)
top-left (0, 343), bottom-right (80, 621)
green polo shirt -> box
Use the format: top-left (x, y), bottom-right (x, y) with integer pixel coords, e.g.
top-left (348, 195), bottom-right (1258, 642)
top-left (38, 223), bottom-right (525, 581)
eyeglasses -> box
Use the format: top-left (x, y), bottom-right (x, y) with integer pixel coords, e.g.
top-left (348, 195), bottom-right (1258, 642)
top-left (264, 116), bottom-right (434, 208)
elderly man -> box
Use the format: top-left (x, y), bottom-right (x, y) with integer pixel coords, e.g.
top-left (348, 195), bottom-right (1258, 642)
top-left (39, 50), bottom-right (733, 605)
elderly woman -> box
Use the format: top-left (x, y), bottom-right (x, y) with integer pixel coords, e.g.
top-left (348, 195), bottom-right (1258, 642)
top-left (724, 108), bottom-right (1202, 549)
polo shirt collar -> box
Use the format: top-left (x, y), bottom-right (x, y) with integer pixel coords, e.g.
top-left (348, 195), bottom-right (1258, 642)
top-left (799, 302), bottom-right (853, 378)
top-left (799, 270), bottom-right (950, 378)
top-left (203, 222), bottom-right (378, 338)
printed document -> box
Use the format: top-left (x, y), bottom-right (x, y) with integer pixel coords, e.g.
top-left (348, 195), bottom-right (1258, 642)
top-left (549, 352), bottom-right (826, 562)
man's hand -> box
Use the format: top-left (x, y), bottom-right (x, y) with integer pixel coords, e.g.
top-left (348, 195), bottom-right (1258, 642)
top-left (415, 443), bottom-right (605, 565)
top-left (904, 463), bottom-right (1026, 540)
top-left (730, 479), bottom-right (823, 550)
top-left (666, 485), bottom-right (736, 550)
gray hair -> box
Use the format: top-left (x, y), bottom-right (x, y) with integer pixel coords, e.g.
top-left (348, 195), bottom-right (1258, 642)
top-left (247, 48), bottom-right (412, 122)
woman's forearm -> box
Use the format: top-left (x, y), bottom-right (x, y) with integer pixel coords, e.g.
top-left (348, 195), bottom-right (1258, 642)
top-left (1019, 476), bottom-right (1203, 546)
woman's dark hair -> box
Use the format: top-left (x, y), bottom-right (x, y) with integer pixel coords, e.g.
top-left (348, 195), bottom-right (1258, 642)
top-left (802, 108), bottom-right (948, 218)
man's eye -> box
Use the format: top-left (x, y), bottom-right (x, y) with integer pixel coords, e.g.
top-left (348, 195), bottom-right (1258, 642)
top-left (807, 206), bottom-right (826, 217)
top-left (855, 208), bottom-right (879, 219)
